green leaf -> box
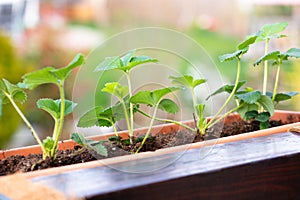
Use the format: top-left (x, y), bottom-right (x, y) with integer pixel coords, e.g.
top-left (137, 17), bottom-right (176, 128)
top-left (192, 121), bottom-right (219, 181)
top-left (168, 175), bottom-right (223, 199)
top-left (124, 55), bottom-right (158, 72)
top-left (169, 75), bottom-right (206, 89)
top-left (108, 136), bottom-right (122, 142)
top-left (253, 51), bottom-right (280, 66)
top-left (285, 48), bottom-right (300, 58)
top-left (121, 50), bottom-right (136, 66)
top-left (22, 54), bottom-right (84, 89)
top-left (50, 53), bottom-right (84, 80)
top-left (70, 133), bottom-right (86, 146)
top-left (130, 87), bottom-right (180, 108)
top-left (130, 90), bottom-right (154, 106)
top-left (94, 56), bottom-right (122, 72)
top-left (152, 87), bottom-right (180, 103)
top-left (43, 136), bottom-right (55, 155)
top-left (244, 110), bottom-right (259, 120)
top-left (22, 67), bottom-right (58, 89)
top-left (101, 82), bottom-right (128, 100)
top-left (235, 91), bottom-right (262, 104)
top-left (89, 141), bottom-right (108, 157)
top-left (78, 98), bottom-right (136, 128)
top-left (256, 22), bottom-right (288, 42)
top-left (77, 106), bottom-right (113, 128)
top-left (2, 79), bottom-right (15, 94)
top-left (260, 121), bottom-right (270, 130)
top-left (244, 110), bottom-right (270, 130)
top-left (255, 112), bottom-right (270, 122)
top-left (169, 75), bottom-right (193, 88)
top-left (37, 99), bottom-right (77, 120)
top-left (257, 95), bottom-right (274, 116)
top-left (158, 99), bottom-right (179, 114)
top-left (12, 90), bottom-right (27, 103)
top-left (94, 51), bottom-right (157, 73)
top-left (238, 35), bottom-right (258, 50)
top-left (64, 100), bottom-right (77, 116)
top-left (237, 103), bottom-right (259, 119)
top-left (206, 81), bottom-right (246, 100)
top-left (219, 48), bottom-right (249, 62)
top-left (273, 92), bottom-right (298, 103)
top-left (110, 97), bottom-right (134, 122)
top-left (1, 79), bottom-right (27, 104)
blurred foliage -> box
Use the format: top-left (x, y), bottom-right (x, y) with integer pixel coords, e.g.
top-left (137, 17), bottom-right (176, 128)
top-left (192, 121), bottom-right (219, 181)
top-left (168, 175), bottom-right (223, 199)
top-left (186, 25), bottom-right (249, 80)
top-left (0, 32), bottom-right (31, 148)
top-left (284, 61), bottom-right (300, 110)
top-left (254, 5), bottom-right (292, 17)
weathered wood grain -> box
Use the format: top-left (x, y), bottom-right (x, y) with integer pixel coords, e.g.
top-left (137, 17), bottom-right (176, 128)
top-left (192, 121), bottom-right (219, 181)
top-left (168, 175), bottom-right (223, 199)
top-left (32, 132), bottom-right (300, 199)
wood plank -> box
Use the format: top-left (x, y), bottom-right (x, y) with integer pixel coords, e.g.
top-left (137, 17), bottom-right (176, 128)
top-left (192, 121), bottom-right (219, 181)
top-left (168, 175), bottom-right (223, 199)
top-left (31, 132), bottom-right (300, 199)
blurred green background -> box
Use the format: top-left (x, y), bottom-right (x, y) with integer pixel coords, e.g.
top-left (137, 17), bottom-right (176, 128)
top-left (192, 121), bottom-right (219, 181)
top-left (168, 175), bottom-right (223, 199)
top-left (0, 0), bottom-right (299, 148)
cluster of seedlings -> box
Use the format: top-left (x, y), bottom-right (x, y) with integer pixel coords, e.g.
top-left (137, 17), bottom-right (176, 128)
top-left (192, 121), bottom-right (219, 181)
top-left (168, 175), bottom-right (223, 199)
top-left (1, 22), bottom-right (299, 163)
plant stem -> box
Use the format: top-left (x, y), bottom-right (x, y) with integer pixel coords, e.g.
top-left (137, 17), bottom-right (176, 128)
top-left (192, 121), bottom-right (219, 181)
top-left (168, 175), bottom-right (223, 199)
top-left (5, 92), bottom-right (45, 154)
top-left (50, 82), bottom-right (65, 158)
top-left (206, 105), bottom-right (241, 129)
top-left (52, 118), bottom-right (59, 141)
top-left (135, 103), bottom-right (160, 154)
top-left (263, 39), bottom-right (269, 96)
top-left (272, 62), bottom-right (281, 102)
top-left (205, 57), bottom-right (241, 130)
top-left (191, 88), bottom-right (198, 118)
top-left (125, 72), bottom-right (134, 144)
top-left (137, 109), bottom-right (196, 132)
top-left (112, 123), bottom-right (118, 137)
top-left (120, 99), bottom-right (133, 144)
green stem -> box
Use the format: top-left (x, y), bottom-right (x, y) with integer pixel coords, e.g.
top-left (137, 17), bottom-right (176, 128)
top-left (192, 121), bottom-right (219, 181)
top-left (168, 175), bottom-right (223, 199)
top-left (135, 102), bottom-right (160, 154)
top-left (125, 72), bottom-right (134, 144)
top-left (50, 82), bottom-right (65, 158)
top-left (272, 62), bottom-right (281, 102)
top-left (52, 118), bottom-right (59, 140)
top-left (206, 105), bottom-right (242, 129)
top-left (137, 109), bottom-right (196, 132)
top-left (205, 57), bottom-right (241, 129)
top-left (5, 92), bottom-right (45, 154)
top-left (112, 123), bottom-right (118, 137)
top-left (263, 39), bottom-right (269, 96)
top-left (120, 99), bottom-right (133, 144)
top-left (191, 88), bottom-right (198, 118)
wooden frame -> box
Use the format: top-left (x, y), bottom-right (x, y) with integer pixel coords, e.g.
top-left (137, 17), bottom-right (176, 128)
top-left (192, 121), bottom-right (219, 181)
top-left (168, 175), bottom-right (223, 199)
top-left (31, 131), bottom-right (300, 199)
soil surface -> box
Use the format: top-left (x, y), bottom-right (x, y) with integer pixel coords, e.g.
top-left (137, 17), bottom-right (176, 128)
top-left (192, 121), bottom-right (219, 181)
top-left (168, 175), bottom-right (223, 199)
top-left (0, 119), bottom-right (285, 175)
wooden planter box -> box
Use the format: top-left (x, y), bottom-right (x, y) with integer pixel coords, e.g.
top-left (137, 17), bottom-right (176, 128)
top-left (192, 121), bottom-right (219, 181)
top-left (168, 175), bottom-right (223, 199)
top-left (1, 110), bottom-right (300, 199)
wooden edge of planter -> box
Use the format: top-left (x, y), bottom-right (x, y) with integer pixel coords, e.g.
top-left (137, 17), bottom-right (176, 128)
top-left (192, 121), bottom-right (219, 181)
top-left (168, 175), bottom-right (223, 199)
top-left (1, 110), bottom-right (300, 178)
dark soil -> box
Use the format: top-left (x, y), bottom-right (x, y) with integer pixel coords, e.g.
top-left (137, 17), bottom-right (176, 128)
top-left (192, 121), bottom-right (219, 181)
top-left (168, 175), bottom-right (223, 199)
top-left (0, 119), bottom-right (285, 175)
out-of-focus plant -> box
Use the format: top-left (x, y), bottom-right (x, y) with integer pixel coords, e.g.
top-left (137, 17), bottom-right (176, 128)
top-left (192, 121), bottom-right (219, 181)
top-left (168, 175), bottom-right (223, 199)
top-left (0, 32), bottom-right (30, 148)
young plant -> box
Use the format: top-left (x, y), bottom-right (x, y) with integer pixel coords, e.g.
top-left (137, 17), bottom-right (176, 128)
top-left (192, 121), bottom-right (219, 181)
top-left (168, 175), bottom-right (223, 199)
top-left (235, 90), bottom-right (274, 129)
top-left (0, 54), bottom-right (84, 160)
top-left (207, 35), bottom-right (258, 125)
top-left (254, 48), bottom-right (300, 104)
top-left (169, 75), bottom-right (207, 134)
top-left (70, 132), bottom-right (108, 157)
top-left (78, 51), bottom-right (189, 153)
top-left (94, 50), bottom-right (158, 145)
top-left (172, 35), bottom-right (258, 135)
top-left (130, 86), bottom-right (180, 153)
top-left (254, 22), bottom-right (288, 96)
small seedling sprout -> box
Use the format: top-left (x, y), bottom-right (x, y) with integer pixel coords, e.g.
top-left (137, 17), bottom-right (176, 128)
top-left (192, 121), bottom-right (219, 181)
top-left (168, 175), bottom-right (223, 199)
top-left (0, 54), bottom-right (84, 160)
